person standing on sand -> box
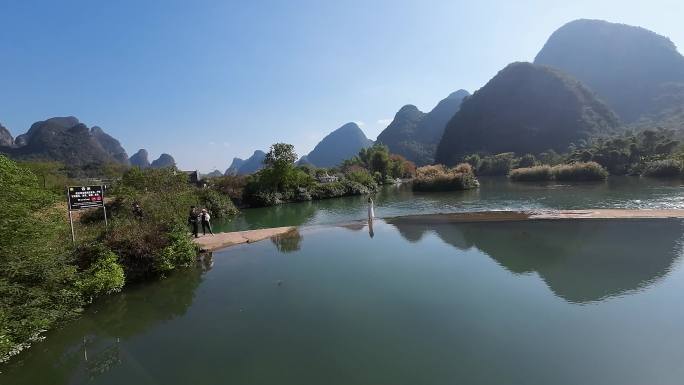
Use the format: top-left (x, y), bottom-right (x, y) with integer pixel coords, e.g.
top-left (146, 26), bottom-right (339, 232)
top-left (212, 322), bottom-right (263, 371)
top-left (201, 208), bottom-right (214, 236)
top-left (367, 197), bottom-right (375, 238)
top-left (368, 197), bottom-right (375, 219)
top-left (188, 206), bottom-right (199, 238)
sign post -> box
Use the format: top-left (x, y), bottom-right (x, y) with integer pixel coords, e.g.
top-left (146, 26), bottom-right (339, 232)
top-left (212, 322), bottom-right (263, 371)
top-left (66, 185), bottom-right (106, 244)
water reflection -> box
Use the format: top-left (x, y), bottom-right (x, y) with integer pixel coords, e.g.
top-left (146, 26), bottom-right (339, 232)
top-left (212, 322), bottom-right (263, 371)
top-left (214, 200), bottom-right (318, 232)
top-left (213, 177), bottom-right (684, 232)
top-left (271, 229), bottom-right (304, 253)
top-left (388, 218), bottom-right (684, 303)
top-left (2, 266), bottom-right (205, 384)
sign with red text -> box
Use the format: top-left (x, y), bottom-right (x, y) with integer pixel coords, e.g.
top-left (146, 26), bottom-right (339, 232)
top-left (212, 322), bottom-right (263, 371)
top-left (67, 185), bottom-right (104, 211)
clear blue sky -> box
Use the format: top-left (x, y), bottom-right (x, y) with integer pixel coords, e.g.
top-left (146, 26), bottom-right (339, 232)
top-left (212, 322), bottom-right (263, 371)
top-left (1, 0), bottom-right (683, 171)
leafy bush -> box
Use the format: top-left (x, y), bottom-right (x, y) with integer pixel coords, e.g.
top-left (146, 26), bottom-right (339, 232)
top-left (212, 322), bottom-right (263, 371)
top-left (0, 155), bottom-right (81, 362)
top-left (642, 159), bottom-right (683, 178)
top-left (105, 167), bottom-right (206, 280)
top-left (75, 245), bottom-right (125, 301)
top-left (477, 153), bottom-right (515, 176)
top-left (155, 225), bottom-right (198, 274)
top-left (341, 179), bottom-right (372, 195)
top-left (207, 175), bottom-right (247, 202)
top-left (346, 168), bottom-right (377, 189)
top-left (196, 188), bottom-right (238, 218)
top-left (517, 153), bottom-right (537, 168)
top-left (509, 165), bottom-right (553, 181)
top-left (412, 163), bottom-right (479, 191)
top-left (552, 162), bottom-right (608, 181)
top-left (311, 182), bottom-right (347, 199)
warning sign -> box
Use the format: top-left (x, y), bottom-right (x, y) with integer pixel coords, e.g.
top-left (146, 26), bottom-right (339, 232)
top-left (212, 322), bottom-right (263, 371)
top-left (67, 186), bottom-right (104, 211)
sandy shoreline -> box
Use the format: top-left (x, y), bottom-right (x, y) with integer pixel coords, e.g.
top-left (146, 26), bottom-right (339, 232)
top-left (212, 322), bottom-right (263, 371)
top-left (194, 226), bottom-right (296, 251)
top-left (195, 209), bottom-right (684, 251)
top-left (386, 209), bottom-right (684, 225)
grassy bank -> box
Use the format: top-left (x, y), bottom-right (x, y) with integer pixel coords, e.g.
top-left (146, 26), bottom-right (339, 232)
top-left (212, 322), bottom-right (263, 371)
top-left (0, 156), bottom-right (237, 362)
top-left (237, 143), bottom-right (415, 207)
top-left (509, 162), bottom-right (608, 182)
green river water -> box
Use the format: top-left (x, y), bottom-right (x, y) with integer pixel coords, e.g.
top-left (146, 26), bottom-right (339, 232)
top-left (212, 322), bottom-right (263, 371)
top-left (212, 176), bottom-right (684, 232)
top-left (2, 177), bottom-right (684, 384)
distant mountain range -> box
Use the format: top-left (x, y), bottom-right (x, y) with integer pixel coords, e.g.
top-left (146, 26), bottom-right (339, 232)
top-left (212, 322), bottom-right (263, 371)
top-left (0, 123), bottom-right (13, 147)
top-left (129, 149), bottom-right (151, 168)
top-left (225, 150), bottom-right (266, 175)
top-left (376, 90), bottom-right (469, 165)
top-left (128, 149), bottom-right (176, 169)
top-left (0, 117), bottom-right (177, 171)
top-left (0, 117), bottom-right (130, 168)
top-left (435, 62), bottom-right (619, 165)
top-left (534, 19), bottom-right (684, 127)
top-left (224, 157), bottom-right (245, 175)
top-left (202, 169), bottom-right (224, 178)
top-left (301, 122), bottom-right (373, 168)
top-left (152, 153), bottom-right (177, 168)
top-left (6, 19), bottom-right (684, 173)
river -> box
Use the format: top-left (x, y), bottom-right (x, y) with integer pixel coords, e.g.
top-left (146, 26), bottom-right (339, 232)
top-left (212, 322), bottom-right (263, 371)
top-left (213, 176), bottom-right (684, 232)
top-left (2, 177), bottom-right (684, 384)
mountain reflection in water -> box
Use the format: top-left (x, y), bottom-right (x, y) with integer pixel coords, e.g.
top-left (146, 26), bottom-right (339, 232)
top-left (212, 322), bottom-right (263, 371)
top-left (387, 218), bottom-right (684, 303)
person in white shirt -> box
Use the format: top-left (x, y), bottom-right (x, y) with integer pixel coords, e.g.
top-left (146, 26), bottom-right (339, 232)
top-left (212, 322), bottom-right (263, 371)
top-left (201, 209), bottom-right (214, 235)
top-left (367, 197), bottom-right (375, 219)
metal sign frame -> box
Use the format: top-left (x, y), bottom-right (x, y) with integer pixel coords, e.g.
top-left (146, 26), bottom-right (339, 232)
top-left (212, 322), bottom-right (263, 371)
top-left (66, 185), bottom-right (107, 244)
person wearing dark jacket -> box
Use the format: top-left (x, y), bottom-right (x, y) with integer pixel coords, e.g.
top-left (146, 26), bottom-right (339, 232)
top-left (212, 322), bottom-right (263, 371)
top-left (188, 206), bottom-right (199, 238)
top-left (132, 202), bottom-right (144, 219)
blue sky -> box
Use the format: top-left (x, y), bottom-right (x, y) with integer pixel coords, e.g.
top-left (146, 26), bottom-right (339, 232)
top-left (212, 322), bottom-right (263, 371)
top-left (1, 0), bottom-right (683, 171)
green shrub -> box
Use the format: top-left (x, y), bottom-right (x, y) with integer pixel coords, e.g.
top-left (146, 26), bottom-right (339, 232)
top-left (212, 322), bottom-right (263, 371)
top-left (76, 246), bottom-right (125, 301)
top-left (196, 188), bottom-right (238, 218)
top-left (477, 153), bottom-right (515, 176)
top-left (509, 165), bottom-right (553, 181)
top-left (412, 164), bottom-right (479, 191)
top-left (341, 179), bottom-right (373, 195)
top-left (155, 225), bottom-right (198, 275)
top-left (642, 159), bottom-right (683, 178)
top-left (346, 169), bottom-right (377, 190)
top-left (311, 182), bottom-right (347, 199)
top-left (517, 153), bottom-right (537, 168)
top-left (552, 162), bottom-right (608, 181)
top-left (0, 155), bottom-right (82, 362)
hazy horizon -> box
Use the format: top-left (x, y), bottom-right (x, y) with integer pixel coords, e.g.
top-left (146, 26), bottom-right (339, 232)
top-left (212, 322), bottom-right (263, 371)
top-left (2, 0), bottom-right (683, 172)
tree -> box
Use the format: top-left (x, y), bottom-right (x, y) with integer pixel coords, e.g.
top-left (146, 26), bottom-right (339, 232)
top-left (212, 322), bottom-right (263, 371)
top-left (264, 143), bottom-right (297, 169)
top-left (0, 156), bottom-right (80, 360)
top-left (517, 154), bottom-right (537, 168)
top-left (370, 150), bottom-right (390, 177)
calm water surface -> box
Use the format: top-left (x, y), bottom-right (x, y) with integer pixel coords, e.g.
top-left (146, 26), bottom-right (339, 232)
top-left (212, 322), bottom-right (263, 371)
top-left (213, 176), bottom-right (684, 232)
top-left (3, 218), bottom-right (684, 385)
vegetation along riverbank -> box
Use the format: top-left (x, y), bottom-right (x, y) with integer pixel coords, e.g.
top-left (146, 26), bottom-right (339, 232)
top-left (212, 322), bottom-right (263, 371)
top-left (0, 155), bottom-right (238, 362)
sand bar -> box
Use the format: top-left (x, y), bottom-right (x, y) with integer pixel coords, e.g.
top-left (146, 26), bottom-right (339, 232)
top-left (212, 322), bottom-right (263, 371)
top-left (194, 226), bottom-right (296, 251)
top-left (197, 209), bottom-right (684, 251)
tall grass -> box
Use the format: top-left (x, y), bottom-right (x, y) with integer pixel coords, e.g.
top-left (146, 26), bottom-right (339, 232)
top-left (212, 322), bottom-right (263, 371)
top-left (552, 162), bottom-right (608, 181)
top-left (642, 159), bottom-right (683, 178)
top-left (509, 165), bottom-right (552, 181)
top-left (509, 162), bottom-right (608, 182)
top-left (412, 163), bottom-right (479, 191)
